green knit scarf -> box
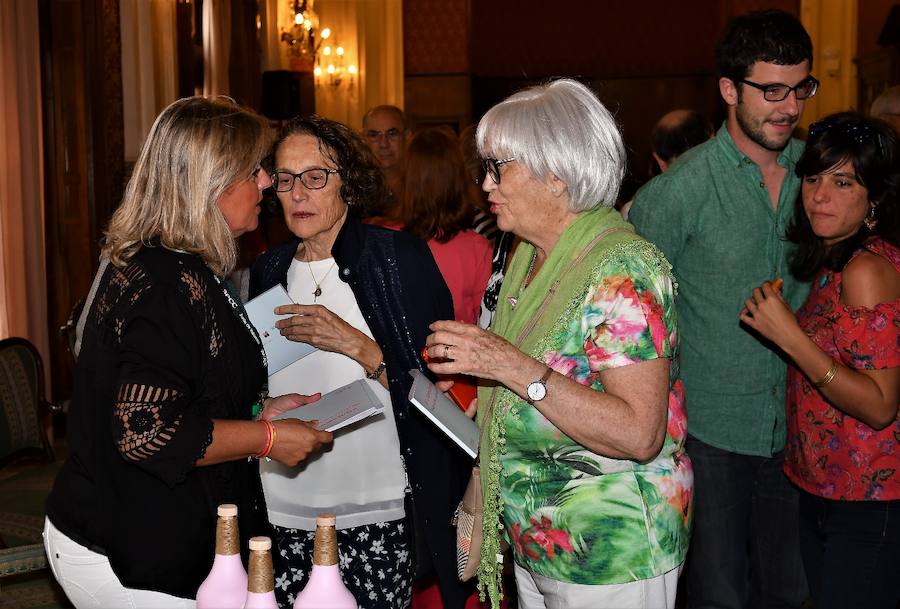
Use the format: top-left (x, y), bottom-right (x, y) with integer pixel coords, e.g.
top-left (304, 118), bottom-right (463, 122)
top-left (474, 206), bottom-right (642, 606)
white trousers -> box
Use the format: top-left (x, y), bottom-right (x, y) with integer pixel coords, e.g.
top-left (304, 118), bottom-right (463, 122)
top-left (515, 561), bottom-right (682, 609)
top-left (43, 518), bottom-right (196, 609)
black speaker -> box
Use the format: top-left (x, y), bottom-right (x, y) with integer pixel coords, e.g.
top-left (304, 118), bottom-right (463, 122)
top-left (261, 70), bottom-right (315, 120)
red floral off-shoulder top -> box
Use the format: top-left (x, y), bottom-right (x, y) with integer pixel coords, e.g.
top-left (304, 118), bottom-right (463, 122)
top-left (784, 237), bottom-right (900, 501)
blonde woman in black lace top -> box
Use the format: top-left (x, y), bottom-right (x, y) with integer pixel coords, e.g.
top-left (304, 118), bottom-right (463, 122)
top-left (44, 97), bottom-right (333, 608)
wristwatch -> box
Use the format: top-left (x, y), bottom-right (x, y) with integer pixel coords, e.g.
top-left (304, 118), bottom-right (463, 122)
top-left (526, 367), bottom-right (553, 404)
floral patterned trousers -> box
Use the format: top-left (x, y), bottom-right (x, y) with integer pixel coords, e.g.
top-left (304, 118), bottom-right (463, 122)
top-left (272, 518), bottom-right (412, 609)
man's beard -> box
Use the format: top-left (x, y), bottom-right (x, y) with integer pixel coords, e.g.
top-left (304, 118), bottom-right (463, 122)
top-left (736, 104), bottom-right (795, 152)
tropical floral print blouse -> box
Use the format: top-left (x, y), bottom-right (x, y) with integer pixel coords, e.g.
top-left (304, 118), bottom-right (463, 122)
top-left (499, 252), bottom-right (693, 585)
top-left (785, 237), bottom-right (900, 501)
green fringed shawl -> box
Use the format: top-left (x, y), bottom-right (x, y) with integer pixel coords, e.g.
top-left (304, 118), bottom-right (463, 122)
top-left (474, 206), bottom-right (648, 606)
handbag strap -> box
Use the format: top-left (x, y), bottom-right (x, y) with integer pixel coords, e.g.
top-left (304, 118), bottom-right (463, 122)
top-left (75, 258), bottom-right (111, 358)
top-left (477, 226), bottom-right (629, 449)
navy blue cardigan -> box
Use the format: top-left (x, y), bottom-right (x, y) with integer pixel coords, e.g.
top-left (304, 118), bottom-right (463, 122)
top-left (250, 215), bottom-right (472, 608)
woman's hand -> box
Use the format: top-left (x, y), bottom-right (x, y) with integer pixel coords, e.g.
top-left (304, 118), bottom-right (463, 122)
top-left (269, 419), bottom-right (333, 467)
top-left (275, 303), bottom-right (362, 354)
top-left (424, 320), bottom-right (521, 383)
top-left (739, 280), bottom-right (802, 349)
top-left (259, 392), bottom-right (322, 421)
top-left (275, 303), bottom-right (387, 387)
top-left (435, 378), bottom-right (477, 418)
top-left (275, 303), bottom-right (369, 357)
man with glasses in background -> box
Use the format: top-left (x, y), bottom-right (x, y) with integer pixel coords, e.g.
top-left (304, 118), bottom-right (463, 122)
top-left (362, 105), bottom-right (412, 212)
top-left (631, 9), bottom-right (815, 609)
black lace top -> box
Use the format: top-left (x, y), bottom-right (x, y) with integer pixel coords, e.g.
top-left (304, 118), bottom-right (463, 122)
top-left (47, 245), bottom-right (269, 599)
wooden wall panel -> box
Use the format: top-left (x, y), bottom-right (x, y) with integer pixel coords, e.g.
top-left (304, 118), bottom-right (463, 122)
top-left (40, 0), bottom-right (124, 398)
top-left (858, 0), bottom-right (899, 57)
top-left (404, 74), bottom-right (471, 129)
top-left (228, 0), bottom-right (263, 110)
top-left (403, 0), bottom-right (470, 75)
top-left (469, 0), bottom-right (727, 79)
top-left (403, 0), bottom-right (804, 200)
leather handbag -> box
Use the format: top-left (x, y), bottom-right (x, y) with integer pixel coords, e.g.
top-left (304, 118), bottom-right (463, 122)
top-left (452, 465), bottom-right (483, 581)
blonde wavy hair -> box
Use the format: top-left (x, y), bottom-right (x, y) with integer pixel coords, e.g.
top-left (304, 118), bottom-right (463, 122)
top-left (103, 96), bottom-right (272, 276)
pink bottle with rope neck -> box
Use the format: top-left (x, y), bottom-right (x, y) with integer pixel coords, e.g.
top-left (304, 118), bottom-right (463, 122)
top-left (244, 536), bottom-right (278, 609)
top-left (195, 504), bottom-right (248, 609)
top-left (293, 514), bottom-right (358, 609)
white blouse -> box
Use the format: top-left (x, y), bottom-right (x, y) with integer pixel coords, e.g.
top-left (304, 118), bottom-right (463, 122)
top-left (261, 257), bottom-right (406, 531)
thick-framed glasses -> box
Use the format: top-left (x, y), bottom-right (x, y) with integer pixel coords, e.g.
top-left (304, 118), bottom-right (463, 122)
top-left (481, 157), bottom-right (516, 184)
top-left (738, 76), bottom-right (819, 102)
top-left (272, 168), bottom-right (339, 192)
top-left (365, 128), bottom-right (403, 142)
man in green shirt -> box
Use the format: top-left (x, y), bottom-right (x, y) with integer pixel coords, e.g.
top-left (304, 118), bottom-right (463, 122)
top-left (631, 10), bottom-right (815, 609)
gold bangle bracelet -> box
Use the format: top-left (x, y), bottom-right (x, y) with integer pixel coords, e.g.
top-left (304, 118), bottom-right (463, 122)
top-left (812, 358), bottom-right (838, 388)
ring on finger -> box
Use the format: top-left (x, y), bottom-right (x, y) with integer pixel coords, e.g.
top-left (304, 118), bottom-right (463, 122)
top-left (444, 344), bottom-right (451, 359)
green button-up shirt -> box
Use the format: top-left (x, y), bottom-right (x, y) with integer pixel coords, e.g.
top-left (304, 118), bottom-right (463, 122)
top-left (630, 123), bottom-right (810, 457)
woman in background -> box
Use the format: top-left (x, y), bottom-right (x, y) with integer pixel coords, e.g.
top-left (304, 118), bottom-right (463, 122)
top-left (742, 112), bottom-right (900, 609)
top-left (391, 127), bottom-right (492, 324)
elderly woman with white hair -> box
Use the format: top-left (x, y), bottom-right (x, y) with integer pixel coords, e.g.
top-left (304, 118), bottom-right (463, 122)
top-left (425, 79), bottom-right (692, 609)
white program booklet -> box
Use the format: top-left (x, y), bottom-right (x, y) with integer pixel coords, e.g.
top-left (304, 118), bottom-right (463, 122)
top-left (273, 378), bottom-right (385, 432)
top-left (407, 369), bottom-right (479, 459)
top-left (245, 284), bottom-right (316, 375)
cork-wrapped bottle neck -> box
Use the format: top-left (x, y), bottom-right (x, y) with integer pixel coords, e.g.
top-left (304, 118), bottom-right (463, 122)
top-left (215, 516), bottom-right (240, 556)
top-left (312, 524), bottom-right (339, 566)
top-left (248, 550), bottom-right (275, 593)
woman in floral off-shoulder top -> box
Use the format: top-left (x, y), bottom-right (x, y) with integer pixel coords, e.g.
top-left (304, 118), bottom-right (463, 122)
top-left (741, 112), bottom-right (900, 609)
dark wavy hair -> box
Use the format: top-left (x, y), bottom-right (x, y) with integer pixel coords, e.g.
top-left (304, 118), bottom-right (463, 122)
top-left (271, 115), bottom-right (388, 216)
top-left (398, 128), bottom-right (480, 243)
top-left (716, 10), bottom-right (813, 85)
top-left (787, 112), bottom-right (900, 281)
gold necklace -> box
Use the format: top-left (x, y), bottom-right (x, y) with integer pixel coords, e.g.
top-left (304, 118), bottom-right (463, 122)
top-left (305, 259), bottom-right (336, 302)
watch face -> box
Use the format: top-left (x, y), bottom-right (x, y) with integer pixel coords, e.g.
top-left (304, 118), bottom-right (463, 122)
top-left (527, 381), bottom-right (546, 402)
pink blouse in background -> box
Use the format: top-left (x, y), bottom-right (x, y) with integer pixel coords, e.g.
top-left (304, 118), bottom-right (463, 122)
top-left (425, 230), bottom-right (493, 324)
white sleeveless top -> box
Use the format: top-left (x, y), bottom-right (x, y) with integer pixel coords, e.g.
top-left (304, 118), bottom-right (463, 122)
top-left (261, 257), bottom-right (407, 530)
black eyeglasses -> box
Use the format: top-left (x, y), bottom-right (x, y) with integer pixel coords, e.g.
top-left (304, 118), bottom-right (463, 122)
top-left (481, 157), bottom-right (516, 184)
top-left (738, 76), bottom-right (819, 102)
top-left (272, 168), bottom-right (339, 192)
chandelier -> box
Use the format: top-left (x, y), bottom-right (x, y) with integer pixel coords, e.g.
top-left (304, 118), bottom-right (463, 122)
top-left (280, 0), bottom-right (355, 87)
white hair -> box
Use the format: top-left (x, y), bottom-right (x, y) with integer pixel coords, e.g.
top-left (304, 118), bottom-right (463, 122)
top-left (476, 79), bottom-right (626, 212)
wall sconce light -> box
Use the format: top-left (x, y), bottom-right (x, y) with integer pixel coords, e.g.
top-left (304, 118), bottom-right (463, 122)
top-left (280, 1), bottom-right (355, 88)
top-left (312, 34), bottom-right (356, 88)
